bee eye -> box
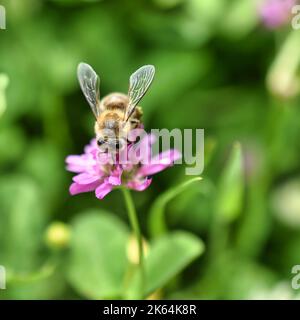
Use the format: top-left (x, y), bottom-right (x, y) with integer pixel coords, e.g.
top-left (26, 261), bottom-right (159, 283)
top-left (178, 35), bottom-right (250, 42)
top-left (97, 139), bottom-right (105, 146)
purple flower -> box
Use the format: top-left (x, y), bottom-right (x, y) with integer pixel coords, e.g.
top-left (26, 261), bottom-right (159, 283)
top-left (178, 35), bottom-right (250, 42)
top-left (259, 0), bottom-right (296, 29)
top-left (66, 134), bottom-right (181, 199)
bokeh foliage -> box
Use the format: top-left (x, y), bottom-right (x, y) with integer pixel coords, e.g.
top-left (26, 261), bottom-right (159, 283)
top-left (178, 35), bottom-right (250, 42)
top-left (1, 0), bottom-right (300, 299)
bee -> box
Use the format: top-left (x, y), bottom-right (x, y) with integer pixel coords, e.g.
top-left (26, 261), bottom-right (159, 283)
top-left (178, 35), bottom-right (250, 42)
top-left (77, 63), bottom-right (155, 152)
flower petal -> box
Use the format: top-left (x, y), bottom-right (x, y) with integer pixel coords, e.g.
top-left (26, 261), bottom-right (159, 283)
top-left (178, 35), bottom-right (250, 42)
top-left (95, 181), bottom-right (113, 199)
top-left (259, 0), bottom-right (295, 29)
top-left (139, 149), bottom-right (181, 176)
top-left (84, 139), bottom-right (98, 154)
top-left (127, 178), bottom-right (152, 191)
top-left (72, 173), bottom-right (101, 185)
top-left (69, 180), bottom-right (101, 195)
top-left (108, 166), bottom-right (122, 186)
top-left (66, 154), bottom-right (96, 173)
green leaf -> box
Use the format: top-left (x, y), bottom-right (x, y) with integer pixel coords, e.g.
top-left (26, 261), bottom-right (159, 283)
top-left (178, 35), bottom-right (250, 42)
top-left (168, 178), bottom-right (215, 234)
top-left (67, 210), bottom-right (130, 299)
top-left (20, 140), bottom-right (67, 207)
top-left (0, 175), bottom-right (58, 299)
top-left (0, 126), bottom-right (26, 166)
top-left (126, 231), bottom-right (205, 298)
top-left (220, 0), bottom-right (258, 39)
top-left (0, 175), bottom-right (46, 272)
top-left (142, 51), bottom-right (211, 118)
top-left (216, 142), bottom-right (244, 223)
top-left (148, 177), bottom-right (202, 238)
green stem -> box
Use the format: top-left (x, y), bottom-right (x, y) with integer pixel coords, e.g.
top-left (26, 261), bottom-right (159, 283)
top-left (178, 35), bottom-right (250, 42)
top-left (148, 177), bottom-right (202, 238)
top-left (6, 254), bottom-right (59, 286)
top-left (121, 188), bottom-right (145, 299)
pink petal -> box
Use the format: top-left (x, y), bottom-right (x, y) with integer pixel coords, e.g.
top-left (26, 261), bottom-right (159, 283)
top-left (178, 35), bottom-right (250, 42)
top-left (95, 181), bottom-right (113, 199)
top-left (72, 173), bottom-right (101, 185)
top-left (69, 180), bottom-right (101, 195)
top-left (139, 164), bottom-right (170, 176)
top-left (259, 0), bottom-right (295, 28)
top-left (108, 167), bottom-right (122, 186)
top-left (84, 139), bottom-right (98, 154)
top-left (139, 149), bottom-right (181, 176)
top-left (127, 178), bottom-right (152, 191)
top-left (66, 154), bottom-right (96, 173)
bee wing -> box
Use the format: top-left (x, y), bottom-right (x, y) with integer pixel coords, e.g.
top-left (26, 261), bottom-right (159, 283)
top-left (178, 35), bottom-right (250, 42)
top-left (77, 62), bottom-right (101, 118)
top-left (125, 65), bottom-right (155, 122)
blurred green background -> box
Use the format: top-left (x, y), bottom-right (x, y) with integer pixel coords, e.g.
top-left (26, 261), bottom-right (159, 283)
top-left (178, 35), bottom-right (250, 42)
top-left (1, 0), bottom-right (300, 299)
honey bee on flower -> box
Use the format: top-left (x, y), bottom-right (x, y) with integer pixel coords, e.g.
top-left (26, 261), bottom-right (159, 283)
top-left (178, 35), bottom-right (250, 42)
top-left (77, 63), bottom-right (155, 153)
top-left (68, 64), bottom-right (181, 199)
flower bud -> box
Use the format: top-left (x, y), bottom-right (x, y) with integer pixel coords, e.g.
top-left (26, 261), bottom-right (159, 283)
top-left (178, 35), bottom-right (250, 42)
top-left (271, 179), bottom-right (300, 227)
top-left (267, 31), bottom-right (300, 99)
top-left (126, 234), bottom-right (149, 265)
top-left (45, 222), bottom-right (71, 250)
